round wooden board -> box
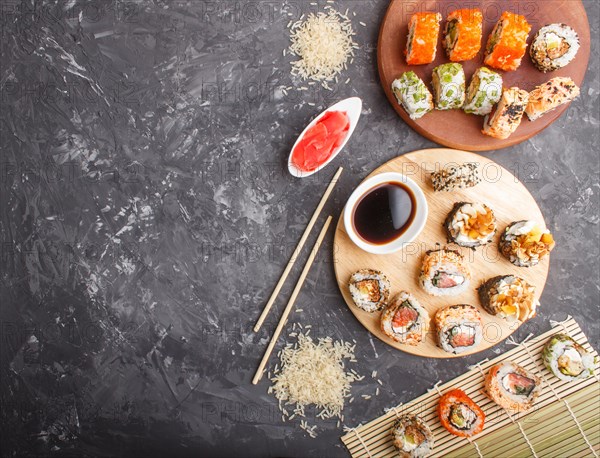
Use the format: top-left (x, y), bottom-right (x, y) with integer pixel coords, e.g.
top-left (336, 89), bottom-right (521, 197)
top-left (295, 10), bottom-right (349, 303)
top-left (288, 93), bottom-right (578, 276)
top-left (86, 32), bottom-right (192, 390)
top-left (333, 149), bottom-right (550, 358)
top-left (377, 0), bottom-right (591, 151)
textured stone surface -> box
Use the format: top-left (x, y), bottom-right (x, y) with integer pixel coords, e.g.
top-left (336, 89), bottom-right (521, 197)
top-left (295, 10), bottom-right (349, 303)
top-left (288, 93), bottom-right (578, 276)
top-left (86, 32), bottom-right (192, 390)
top-left (1, 1), bottom-right (598, 456)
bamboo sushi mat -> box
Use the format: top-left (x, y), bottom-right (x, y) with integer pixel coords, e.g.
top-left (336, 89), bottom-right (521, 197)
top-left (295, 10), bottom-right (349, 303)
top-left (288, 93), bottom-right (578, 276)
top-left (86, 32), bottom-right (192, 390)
top-left (341, 317), bottom-right (600, 458)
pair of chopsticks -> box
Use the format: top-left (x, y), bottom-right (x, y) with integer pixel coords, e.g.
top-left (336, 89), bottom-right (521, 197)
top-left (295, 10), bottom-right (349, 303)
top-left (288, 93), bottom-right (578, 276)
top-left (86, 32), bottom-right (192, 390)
top-left (252, 167), bottom-right (343, 385)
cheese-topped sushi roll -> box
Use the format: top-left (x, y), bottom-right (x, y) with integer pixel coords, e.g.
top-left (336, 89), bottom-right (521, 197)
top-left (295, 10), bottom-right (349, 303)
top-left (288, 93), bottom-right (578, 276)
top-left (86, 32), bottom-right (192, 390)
top-left (438, 389), bottom-right (485, 437)
top-left (463, 67), bottom-right (502, 116)
top-left (484, 12), bottom-right (531, 71)
top-left (435, 304), bottom-right (483, 354)
top-left (478, 275), bottom-right (538, 322)
top-left (392, 72), bottom-right (434, 120)
top-left (482, 87), bottom-right (529, 139)
top-left (432, 63), bottom-right (466, 110)
top-left (420, 249), bottom-right (470, 296)
top-left (348, 269), bottom-right (390, 312)
top-left (499, 220), bottom-right (555, 267)
top-left (444, 9), bottom-right (483, 62)
top-left (405, 12), bottom-right (442, 65)
top-left (380, 292), bottom-right (428, 346)
top-left (530, 24), bottom-right (580, 72)
top-left (485, 362), bottom-right (542, 411)
top-left (444, 202), bottom-right (497, 248)
top-left (543, 334), bottom-right (596, 381)
top-left (525, 77), bottom-right (580, 121)
top-left (391, 415), bottom-right (434, 458)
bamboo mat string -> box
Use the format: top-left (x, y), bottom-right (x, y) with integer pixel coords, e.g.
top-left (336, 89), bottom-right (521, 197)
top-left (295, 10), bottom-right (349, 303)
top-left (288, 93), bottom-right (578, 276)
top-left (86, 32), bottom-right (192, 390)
top-left (391, 404), bottom-right (403, 419)
top-left (351, 428), bottom-right (372, 458)
top-left (550, 315), bottom-right (572, 334)
top-left (503, 409), bottom-right (539, 458)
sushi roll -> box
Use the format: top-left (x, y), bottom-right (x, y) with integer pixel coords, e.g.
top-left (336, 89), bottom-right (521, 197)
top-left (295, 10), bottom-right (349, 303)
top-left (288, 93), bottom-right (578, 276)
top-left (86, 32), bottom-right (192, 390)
top-left (444, 202), bottom-right (497, 248)
top-left (405, 12), bottom-right (442, 65)
top-left (419, 249), bottom-right (471, 297)
top-left (478, 275), bottom-right (538, 322)
top-left (482, 87), bottom-right (529, 139)
top-left (525, 77), bottom-right (580, 121)
top-left (348, 269), bottom-right (390, 312)
top-left (444, 9), bottom-right (483, 62)
top-left (438, 389), bottom-right (485, 437)
top-left (463, 67), bottom-right (503, 116)
top-left (430, 162), bottom-right (481, 192)
top-left (392, 72), bottom-right (434, 120)
top-left (380, 292), bottom-right (428, 346)
top-left (530, 24), bottom-right (580, 72)
top-left (391, 415), bottom-right (434, 458)
top-left (435, 304), bottom-right (483, 354)
top-left (432, 63), bottom-right (466, 110)
top-left (499, 220), bottom-right (555, 267)
top-left (485, 361), bottom-right (542, 411)
top-left (542, 334), bottom-right (596, 381)
top-left (484, 12), bottom-right (531, 72)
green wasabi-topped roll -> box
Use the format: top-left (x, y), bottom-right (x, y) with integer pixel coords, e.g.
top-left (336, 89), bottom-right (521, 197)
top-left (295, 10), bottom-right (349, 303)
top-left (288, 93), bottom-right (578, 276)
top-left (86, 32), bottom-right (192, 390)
top-left (432, 63), bottom-right (465, 110)
top-left (463, 67), bottom-right (503, 115)
top-left (542, 334), bottom-right (596, 381)
top-left (391, 71), bottom-right (434, 120)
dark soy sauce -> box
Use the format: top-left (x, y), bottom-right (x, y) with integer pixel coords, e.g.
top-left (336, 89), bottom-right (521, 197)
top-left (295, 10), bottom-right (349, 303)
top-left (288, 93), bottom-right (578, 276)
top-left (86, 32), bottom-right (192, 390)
top-left (352, 181), bottom-right (416, 245)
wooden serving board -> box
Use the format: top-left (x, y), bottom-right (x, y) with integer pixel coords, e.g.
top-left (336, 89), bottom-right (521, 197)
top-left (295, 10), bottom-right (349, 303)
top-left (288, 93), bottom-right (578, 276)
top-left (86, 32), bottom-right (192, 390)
top-left (377, 0), bottom-right (591, 151)
top-left (333, 148), bottom-right (550, 358)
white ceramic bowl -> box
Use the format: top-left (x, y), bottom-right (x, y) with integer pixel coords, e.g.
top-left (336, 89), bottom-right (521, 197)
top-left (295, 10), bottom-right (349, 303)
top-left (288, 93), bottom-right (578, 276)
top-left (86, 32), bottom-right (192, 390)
top-left (288, 97), bottom-right (362, 178)
top-left (343, 172), bottom-right (428, 255)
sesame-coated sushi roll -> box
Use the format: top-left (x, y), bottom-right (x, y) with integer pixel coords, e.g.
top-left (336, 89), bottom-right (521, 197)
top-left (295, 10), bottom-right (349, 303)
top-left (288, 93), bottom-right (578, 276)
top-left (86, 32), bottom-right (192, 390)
top-left (444, 202), bottom-right (497, 248)
top-left (380, 292), bottom-right (428, 346)
top-left (432, 63), bottom-right (466, 110)
top-left (444, 9), bottom-right (483, 62)
top-left (542, 334), bottom-right (596, 382)
top-left (482, 87), bottom-right (529, 139)
top-left (478, 275), bottom-right (538, 322)
top-left (419, 249), bottom-right (470, 297)
top-left (499, 220), bottom-right (555, 267)
top-left (485, 361), bottom-right (542, 411)
top-left (525, 77), bottom-right (580, 121)
top-left (405, 12), bottom-right (442, 65)
top-left (348, 269), bottom-right (390, 312)
top-left (530, 24), bottom-right (580, 72)
top-left (438, 389), bottom-right (485, 437)
top-left (392, 72), bottom-right (434, 120)
top-left (484, 12), bottom-right (531, 72)
top-left (435, 304), bottom-right (483, 354)
top-left (391, 415), bottom-right (434, 458)
top-left (463, 67), bottom-right (503, 116)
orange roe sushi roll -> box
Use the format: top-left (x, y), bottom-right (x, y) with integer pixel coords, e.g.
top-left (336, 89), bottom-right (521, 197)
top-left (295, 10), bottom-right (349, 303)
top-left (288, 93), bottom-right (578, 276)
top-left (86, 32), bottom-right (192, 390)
top-left (444, 9), bottom-right (483, 61)
top-left (438, 389), bottom-right (485, 437)
top-left (484, 11), bottom-right (531, 71)
top-left (405, 12), bottom-right (442, 65)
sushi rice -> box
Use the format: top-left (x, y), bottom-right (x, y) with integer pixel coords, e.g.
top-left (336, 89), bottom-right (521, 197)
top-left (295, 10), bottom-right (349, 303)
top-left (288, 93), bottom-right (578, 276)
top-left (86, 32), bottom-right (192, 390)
top-left (348, 269), bottom-right (390, 312)
top-left (542, 334), bottom-right (596, 381)
top-left (530, 23), bottom-right (580, 72)
top-left (432, 63), bottom-right (466, 110)
top-left (391, 415), bottom-right (434, 458)
top-left (380, 291), bottom-right (428, 346)
top-left (435, 304), bottom-right (483, 354)
top-left (463, 67), bottom-right (502, 116)
top-left (485, 361), bottom-right (542, 411)
top-left (419, 249), bottom-right (471, 297)
top-left (392, 72), bottom-right (434, 120)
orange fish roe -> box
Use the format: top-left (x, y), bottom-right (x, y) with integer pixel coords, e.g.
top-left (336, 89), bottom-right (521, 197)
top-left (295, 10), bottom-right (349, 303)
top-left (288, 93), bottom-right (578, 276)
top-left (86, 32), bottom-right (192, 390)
top-left (444, 9), bottom-right (483, 62)
top-left (405, 12), bottom-right (441, 65)
top-left (484, 11), bottom-right (531, 71)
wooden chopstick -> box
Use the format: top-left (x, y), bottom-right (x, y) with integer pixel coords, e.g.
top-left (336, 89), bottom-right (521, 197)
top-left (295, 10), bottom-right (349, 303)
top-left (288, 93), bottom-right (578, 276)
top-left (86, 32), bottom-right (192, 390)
top-left (253, 167), bottom-right (343, 332)
top-left (252, 215), bottom-right (332, 385)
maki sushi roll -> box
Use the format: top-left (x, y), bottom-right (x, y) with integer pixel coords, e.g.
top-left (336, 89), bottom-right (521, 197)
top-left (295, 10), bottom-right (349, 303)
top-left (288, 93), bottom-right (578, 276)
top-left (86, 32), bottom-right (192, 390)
top-left (499, 220), bottom-right (555, 267)
top-left (482, 87), bottom-right (529, 139)
top-left (542, 334), bottom-right (596, 381)
top-left (438, 389), bottom-right (485, 437)
top-left (478, 275), bottom-right (538, 322)
top-left (348, 269), bottom-right (390, 312)
top-left (430, 162), bottom-right (481, 192)
top-left (392, 72), bottom-right (434, 120)
top-left (391, 415), bottom-right (434, 458)
top-left (444, 9), bottom-right (483, 62)
top-left (484, 11), bottom-right (531, 72)
top-left (405, 12), bottom-right (442, 65)
top-left (419, 249), bottom-right (471, 297)
top-left (435, 304), bottom-right (483, 355)
top-left (380, 292), bottom-right (428, 346)
top-left (432, 63), bottom-right (466, 110)
top-left (530, 24), bottom-right (580, 72)
top-left (485, 361), bottom-right (542, 411)
top-left (525, 77), bottom-right (580, 121)
top-left (444, 202), bottom-right (497, 248)
top-left (463, 67), bottom-right (503, 116)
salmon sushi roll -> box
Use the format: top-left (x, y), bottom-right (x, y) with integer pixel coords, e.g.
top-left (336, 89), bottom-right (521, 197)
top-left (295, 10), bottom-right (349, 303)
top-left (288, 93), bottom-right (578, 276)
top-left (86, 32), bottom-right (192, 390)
top-left (530, 24), bottom-right (580, 72)
top-left (444, 9), bottom-right (483, 62)
top-left (419, 249), bottom-right (470, 297)
top-left (485, 361), bottom-right (542, 411)
top-left (444, 202), bottom-right (497, 248)
top-left (499, 220), bottom-right (555, 266)
top-left (525, 77), bottom-right (580, 121)
top-left (435, 304), bottom-right (483, 354)
top-left (478, 275), bottom-right (539, 322)
top-left (482, 87), bottom-right (529, 139)
top-left (438, 389), bottom-right (485, 437)
top-left (380, 292), bottom-right (428, 346)
top-left (542, 334), bottom-right (596, 382)
top-left (391, 415), bottom-right (434, 458)
top-left (484, 12), bottom-right (531, 71)
top-left (405, 12), bottom-right (442, 65)
top-left (348, 269), bottom-right (390, 312)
